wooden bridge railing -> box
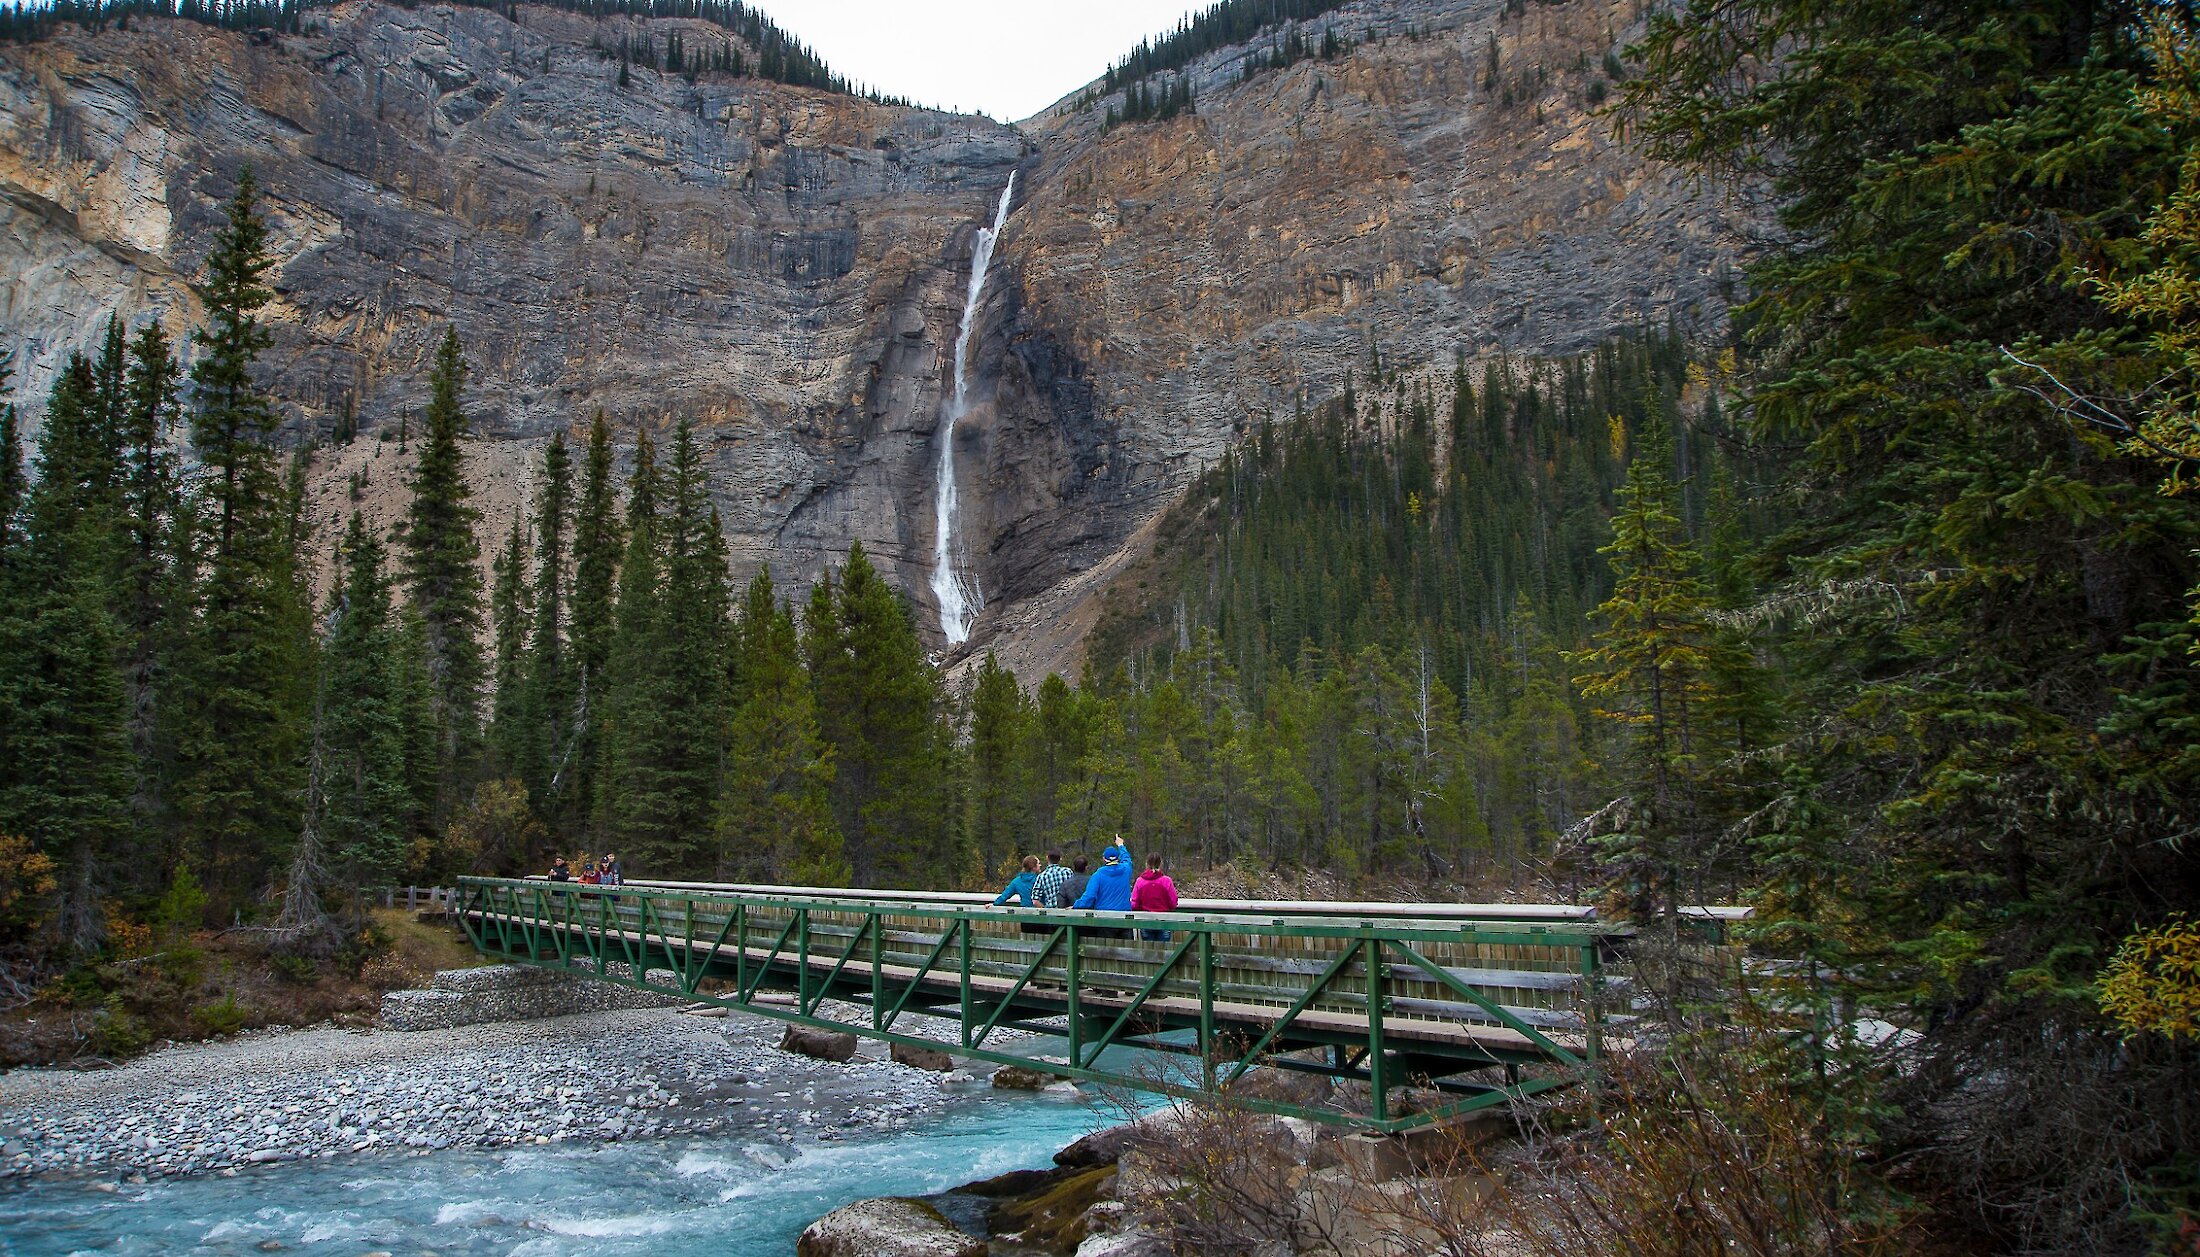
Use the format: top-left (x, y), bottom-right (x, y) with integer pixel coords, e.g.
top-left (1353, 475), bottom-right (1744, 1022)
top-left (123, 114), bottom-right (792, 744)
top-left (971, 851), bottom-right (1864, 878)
top-left (457, 876), bottom-right (1625, 1132)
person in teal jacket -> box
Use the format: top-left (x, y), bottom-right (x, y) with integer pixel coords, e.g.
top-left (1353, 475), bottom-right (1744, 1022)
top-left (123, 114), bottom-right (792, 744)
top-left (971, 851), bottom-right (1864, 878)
top-left (993, 854), bottom-right (1040, 907)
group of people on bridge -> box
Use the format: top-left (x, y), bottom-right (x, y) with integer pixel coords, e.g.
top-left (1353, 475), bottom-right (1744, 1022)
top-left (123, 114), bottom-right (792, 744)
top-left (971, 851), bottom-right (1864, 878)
top-left (991, 835), bottom-right (1179, 941)
top-left (546, 853), bottom-right (624, 886)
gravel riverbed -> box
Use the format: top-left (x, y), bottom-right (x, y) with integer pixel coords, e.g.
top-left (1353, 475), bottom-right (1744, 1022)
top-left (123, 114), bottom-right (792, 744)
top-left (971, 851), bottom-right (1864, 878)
top-left (0, 1005), bottom-right (987, 1182)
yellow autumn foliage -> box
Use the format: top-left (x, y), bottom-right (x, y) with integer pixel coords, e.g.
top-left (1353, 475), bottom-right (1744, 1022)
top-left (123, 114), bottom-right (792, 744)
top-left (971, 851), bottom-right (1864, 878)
top-left (2098, 914), bottom-right (2200, 1040)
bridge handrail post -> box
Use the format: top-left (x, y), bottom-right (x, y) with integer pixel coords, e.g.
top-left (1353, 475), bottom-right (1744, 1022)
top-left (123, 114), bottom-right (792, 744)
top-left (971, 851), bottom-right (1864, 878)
top-left (959, 920), bottom-right (973, 1050)
top-left (1367, 930), bottom-right (1388, 1126)
top-left (870, 913), bottom-right (884, 1030)
top-left (683, 899), bottom-right (697, 994)
top-left (1198, 930), bottom-right (1216, 1092)
top-left (734, 902), bottom-right (747, 995)
top-left (1584, 937), bottom-right (1603, 1065)
top-left (1066, 923), bottom-right (1081, 1067)
top-left (797, 907), bottom-right (811, 1015)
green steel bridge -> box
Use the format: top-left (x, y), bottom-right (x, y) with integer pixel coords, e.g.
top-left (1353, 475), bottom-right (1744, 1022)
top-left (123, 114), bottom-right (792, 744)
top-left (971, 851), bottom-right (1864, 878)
top-left (456, 876), bottom-right (1658, 1133)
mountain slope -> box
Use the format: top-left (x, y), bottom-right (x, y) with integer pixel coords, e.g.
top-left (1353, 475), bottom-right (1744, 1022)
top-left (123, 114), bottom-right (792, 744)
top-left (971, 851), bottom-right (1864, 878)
top-left (0, 0), bottom-right (1748, 672)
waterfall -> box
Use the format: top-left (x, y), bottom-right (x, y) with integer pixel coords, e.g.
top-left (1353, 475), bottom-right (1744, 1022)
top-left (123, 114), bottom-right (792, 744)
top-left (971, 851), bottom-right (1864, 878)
top-left (930, 173), bottom-right (1015, 646)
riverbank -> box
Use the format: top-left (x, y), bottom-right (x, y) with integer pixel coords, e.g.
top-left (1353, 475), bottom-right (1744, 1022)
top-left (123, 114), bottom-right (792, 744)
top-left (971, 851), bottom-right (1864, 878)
top-left (0, 1004), bottom-right (982, 1181)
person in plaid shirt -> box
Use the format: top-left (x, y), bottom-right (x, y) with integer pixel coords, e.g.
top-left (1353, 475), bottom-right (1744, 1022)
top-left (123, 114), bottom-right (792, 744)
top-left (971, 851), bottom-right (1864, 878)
top-left (1032, 850), bottom-right (1071, 908)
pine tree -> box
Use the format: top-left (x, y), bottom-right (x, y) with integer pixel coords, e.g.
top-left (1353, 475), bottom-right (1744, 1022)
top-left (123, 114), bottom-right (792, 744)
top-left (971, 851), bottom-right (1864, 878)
top-left (0, 359), bottom-right (136, 952)
top-left (597, 426), bottom-right (661, 851)
top-left (810, 543), bottom-right (963, 887)
top-left (170, 170), bottom-right (314, 907)
top-left (119, 321), bottom-right (182, 823)
top-left (281, 514), bottom-right (413, 953)
top-left (486, 516), bottom-right (530, 776)
top-left (318, 517), bottom-right (414, 879)
top-left (1568, 420), bottom-right (1718, 915)
top-left (520, 432), bottom-right (575, 825)
top-left (0, 361), bottom-right (23, 554)
top-left (719, 566), bottom-right (846, 883)
top-left (1023, 672), bottom-right (1093, 842)
top-left (966, 652), bottom-right (1029, 877)
top-left (605, 420), bottom-right (725, 875)
top-left (89, 313), bottom-right (126, 472)
top-left (568, 410), bottom-right (622, 837)
top-left (402, 326), bottom-right (486, 821)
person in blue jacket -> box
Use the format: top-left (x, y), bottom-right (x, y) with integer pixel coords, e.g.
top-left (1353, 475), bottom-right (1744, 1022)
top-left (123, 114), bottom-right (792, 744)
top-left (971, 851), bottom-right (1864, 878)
top-left (1073, 836), bottom-right (1136, 938)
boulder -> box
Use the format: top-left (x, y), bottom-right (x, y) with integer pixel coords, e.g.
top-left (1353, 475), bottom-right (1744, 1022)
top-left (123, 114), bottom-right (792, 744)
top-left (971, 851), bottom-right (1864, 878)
top-left (984, 1163), bottom-right (1118, 1253)
top-left (958, 1168), bottom-right (1061, 1198)
top-left (1053, 1109), bottom-right (1189, 1168)
top-left (1052, 1123), bottom-right (1137, 1169)
top-left (892, 1042), bottom-right (957, 1072)
top-left (991, 1065), bottom-right (1062, 1091)
top-left (796, 1197), bottom-right (987, 1257)
top-left (780, 1025), bottom-right (860, 1063)
top-left (1221, 1065), bottom-right (1333, 1108)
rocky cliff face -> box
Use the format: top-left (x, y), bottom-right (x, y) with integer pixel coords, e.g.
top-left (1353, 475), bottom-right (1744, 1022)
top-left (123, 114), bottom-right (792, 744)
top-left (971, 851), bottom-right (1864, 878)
top-left (0, 0), bottom-right (1746, 675)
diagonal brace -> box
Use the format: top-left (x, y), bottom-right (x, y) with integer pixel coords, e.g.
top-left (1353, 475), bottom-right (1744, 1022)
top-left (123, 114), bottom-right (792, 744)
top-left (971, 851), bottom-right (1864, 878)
top-left (969, 927), bottom-right (1067, 1049)
top-left (1081, 934), bottom-right (1196, 1070)
top-left (1223, 939), bottom-right (1365, 1086)
top-left (1389, 941), bottom-right (1584, 1069)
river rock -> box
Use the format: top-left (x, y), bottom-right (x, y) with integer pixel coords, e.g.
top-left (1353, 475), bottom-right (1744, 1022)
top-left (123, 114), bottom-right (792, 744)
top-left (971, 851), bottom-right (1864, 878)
top-left (796, 1197), bottom-right (987, 1257)
top-left (779, 1026), bottom-right (860, 1064)
top-left (990, 1065), bottom-right (1062, 1091)
top-left (1221, 1065), bottom-right (1333, 1108)
top-left (379, 964), bottom-right (683, 1031)
top-left (1052, 1120), bottom-right (1146, 1169)
top-left (891, 1043), bottom-right (956, 1072)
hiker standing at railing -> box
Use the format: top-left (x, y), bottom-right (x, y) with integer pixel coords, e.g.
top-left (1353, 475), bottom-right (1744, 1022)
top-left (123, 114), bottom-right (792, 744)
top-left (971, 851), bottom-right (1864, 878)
top-left (1033, 850), bottom-right (1070, 909)
top-left (994, 854), bottom-right (1042, 933)
top-left (1132, 854), bottom-right (1179, 942)
top-left (1061, 855), bottom-right (1091, 909)
top-left (1073, 836), bottom-right (1135, 939)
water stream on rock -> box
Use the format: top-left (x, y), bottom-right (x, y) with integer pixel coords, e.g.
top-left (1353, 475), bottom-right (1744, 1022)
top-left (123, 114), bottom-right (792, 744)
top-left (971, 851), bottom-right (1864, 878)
top-left (0, 1088), bottom-right (1112, 1256)
top-left (930, 174), bottom-right (1016, 646)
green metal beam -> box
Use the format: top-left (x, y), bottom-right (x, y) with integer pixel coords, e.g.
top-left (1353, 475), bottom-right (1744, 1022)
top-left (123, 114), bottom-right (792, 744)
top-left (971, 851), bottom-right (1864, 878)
top-left (454, 876), bottom-right (1616, 1134)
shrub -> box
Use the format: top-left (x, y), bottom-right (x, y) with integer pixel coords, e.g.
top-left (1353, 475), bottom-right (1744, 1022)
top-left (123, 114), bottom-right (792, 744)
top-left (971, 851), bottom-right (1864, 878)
top-left (269, 952), bottom-right (318, 983)
top-left (192, 994), bottom-right (247, 1037)
top-left (88, 992), bottom-right (150, 1058)
top-left (0, 834), bottom-right (56, 943)
top-left (2100, 914), bottom-right (2200, 1041)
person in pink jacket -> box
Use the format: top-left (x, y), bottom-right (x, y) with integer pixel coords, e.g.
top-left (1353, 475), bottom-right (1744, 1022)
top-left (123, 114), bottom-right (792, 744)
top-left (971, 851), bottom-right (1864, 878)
top-left (1131, 854), bottom-right (1179, 942)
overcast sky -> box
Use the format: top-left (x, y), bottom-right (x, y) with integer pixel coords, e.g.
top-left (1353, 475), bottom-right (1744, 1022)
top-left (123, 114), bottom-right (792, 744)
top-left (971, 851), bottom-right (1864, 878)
top-left (741, 0), bottom-right (1204, 121)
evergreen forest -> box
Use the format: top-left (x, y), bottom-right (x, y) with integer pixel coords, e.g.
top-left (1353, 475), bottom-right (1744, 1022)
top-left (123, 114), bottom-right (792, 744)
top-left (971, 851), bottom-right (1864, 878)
top-left (4, 0), bottom-right (2200, 1246)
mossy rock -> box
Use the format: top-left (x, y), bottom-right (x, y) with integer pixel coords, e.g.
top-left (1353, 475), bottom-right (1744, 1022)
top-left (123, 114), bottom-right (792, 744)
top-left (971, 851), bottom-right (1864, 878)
top-left (985, 1164), bottom-right (1118, 1254)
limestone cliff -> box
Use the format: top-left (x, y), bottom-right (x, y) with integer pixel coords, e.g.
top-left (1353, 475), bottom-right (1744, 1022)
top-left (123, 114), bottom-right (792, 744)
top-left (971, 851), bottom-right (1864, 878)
top-left (0, 0), bottom-right (1747, 674)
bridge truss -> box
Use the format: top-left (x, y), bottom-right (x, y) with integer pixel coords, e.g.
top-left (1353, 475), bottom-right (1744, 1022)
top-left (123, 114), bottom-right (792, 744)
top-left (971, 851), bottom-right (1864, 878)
top-left (457, 877), bottom-right (1620, 1133)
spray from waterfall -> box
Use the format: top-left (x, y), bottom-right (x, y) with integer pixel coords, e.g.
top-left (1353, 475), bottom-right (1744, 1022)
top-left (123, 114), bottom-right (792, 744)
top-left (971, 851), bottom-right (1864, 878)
top-left (930, 173), bottom-right (1015, 646)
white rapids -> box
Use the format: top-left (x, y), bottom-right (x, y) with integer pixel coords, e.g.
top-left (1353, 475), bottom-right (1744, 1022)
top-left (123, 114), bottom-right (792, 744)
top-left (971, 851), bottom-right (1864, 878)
top-left (929, 174), bottom-right (1015, 646)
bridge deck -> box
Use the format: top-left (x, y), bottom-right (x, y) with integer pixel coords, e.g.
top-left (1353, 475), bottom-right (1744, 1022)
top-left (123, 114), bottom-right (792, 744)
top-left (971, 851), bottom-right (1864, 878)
top-left (457, 877), bottom-right (1626, 1133)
